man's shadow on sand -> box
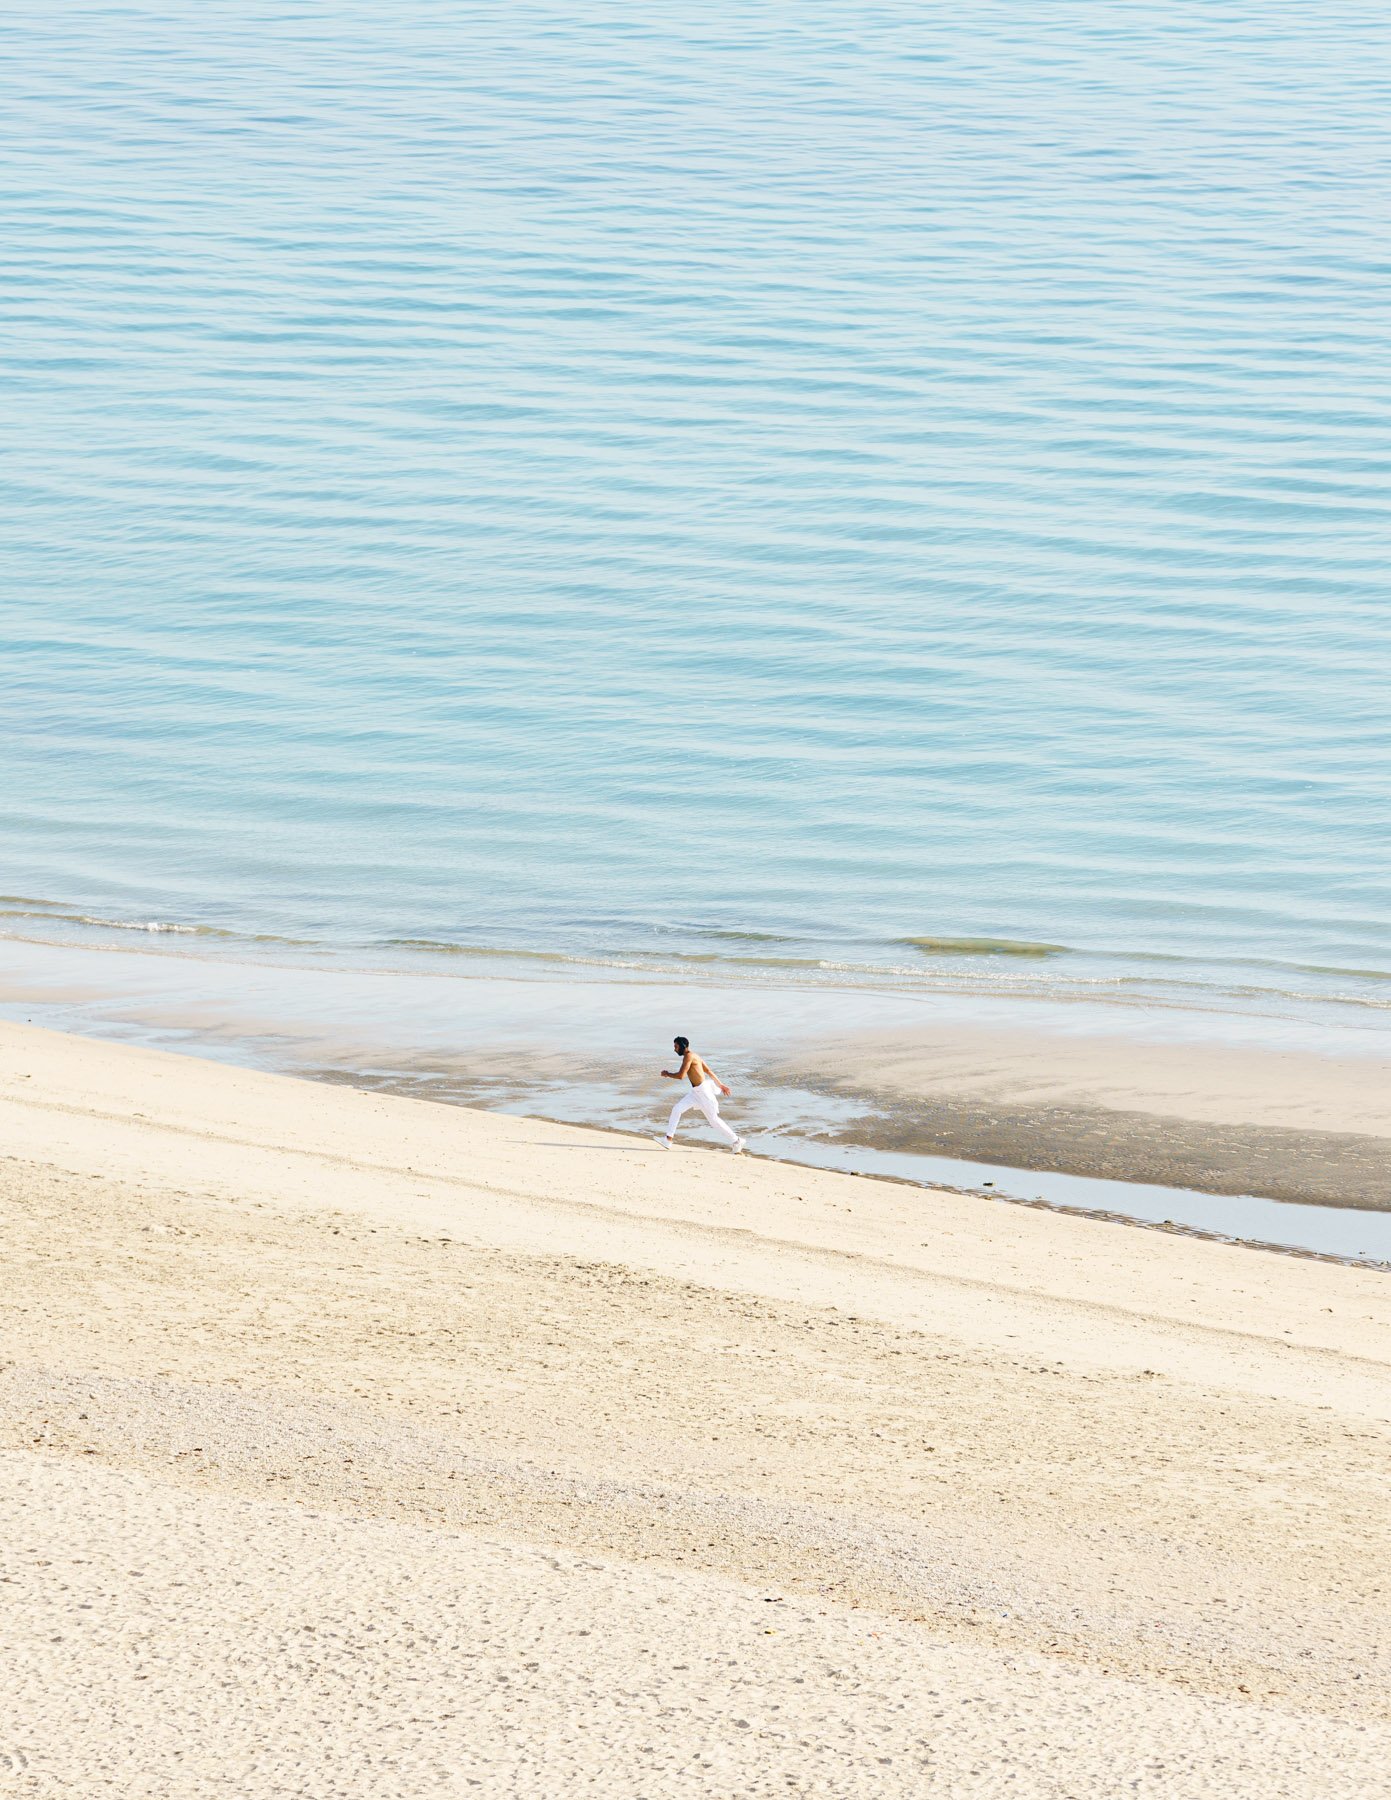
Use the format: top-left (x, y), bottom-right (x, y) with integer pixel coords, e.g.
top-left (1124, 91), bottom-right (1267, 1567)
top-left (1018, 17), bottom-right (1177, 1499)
top-left (519, 1138), bottom-right (657, 1151)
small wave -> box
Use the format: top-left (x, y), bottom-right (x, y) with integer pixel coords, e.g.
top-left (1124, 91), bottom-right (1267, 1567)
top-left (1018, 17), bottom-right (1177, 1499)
top-left (689, 928), bottom-right (799, 945)
top-left (385, 936), bottom-right (845, 979)
top-left (661, 950), bottom-right (832, 970)
top-left (385, 937), bottom-right (831, 973)
top-left (386, 938), bottom-right (580, 964)
top-left (77, 916), bottom-right (203, 935)
top-left (0, 897), bottom-right (207, 935)
top-left (902, 935), bottom-right (1069, 959)
top-left (0, 895), bottom-right (299, 945)
top-left (1286, 960), bottom-right (1391, 985)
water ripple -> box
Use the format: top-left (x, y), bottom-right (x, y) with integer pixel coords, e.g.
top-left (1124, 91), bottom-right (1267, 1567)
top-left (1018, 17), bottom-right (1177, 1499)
top-left (1, 2), bottom-right (1388, 1022)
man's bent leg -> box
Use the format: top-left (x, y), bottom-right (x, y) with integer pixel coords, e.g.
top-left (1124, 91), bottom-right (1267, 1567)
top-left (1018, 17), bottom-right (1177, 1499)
top-left (694, 1083), bottom-right (740, 1146)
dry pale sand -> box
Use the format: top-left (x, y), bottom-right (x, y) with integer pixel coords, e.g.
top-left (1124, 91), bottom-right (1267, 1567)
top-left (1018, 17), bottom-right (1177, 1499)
top-left (1, 1019), bottom-right (1389, 1797)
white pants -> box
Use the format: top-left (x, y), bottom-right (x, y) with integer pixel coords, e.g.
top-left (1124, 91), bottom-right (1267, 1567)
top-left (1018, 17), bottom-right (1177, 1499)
top-left (667, 1080), bottom-right (739, 1145)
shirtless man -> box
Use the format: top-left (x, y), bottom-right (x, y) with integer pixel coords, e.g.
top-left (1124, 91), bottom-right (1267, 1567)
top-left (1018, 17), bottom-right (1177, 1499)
top-left (658, 1036), bottom-right (744, 1152)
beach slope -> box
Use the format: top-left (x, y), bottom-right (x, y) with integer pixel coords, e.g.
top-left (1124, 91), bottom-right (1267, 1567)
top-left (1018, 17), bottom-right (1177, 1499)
top-left (1, 1020), bottom-right (1388, 1796)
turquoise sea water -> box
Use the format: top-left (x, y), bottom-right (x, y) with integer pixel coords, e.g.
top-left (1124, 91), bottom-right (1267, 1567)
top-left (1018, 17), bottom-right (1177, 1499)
top-left (2, 3), bottom-right (1390, 1034)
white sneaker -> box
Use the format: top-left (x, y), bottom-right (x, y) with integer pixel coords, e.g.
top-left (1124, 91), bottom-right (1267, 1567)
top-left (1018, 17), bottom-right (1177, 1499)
top-left (730, 1138), bottom-right (745, 1155)
top-left (657, 1136), bottom-right (673, 1149)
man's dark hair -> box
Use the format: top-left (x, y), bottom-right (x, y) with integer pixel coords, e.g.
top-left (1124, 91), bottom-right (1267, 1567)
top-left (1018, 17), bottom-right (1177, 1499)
top-left (674, 1036), bottom-right (690, 1054)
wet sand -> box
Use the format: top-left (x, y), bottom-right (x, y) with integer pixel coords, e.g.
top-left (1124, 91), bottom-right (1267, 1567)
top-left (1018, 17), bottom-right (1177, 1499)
top-left (3, 932), bottom-right (1388, 1222)
top-left (1, 1020), bottom-right (1389, 1796)
top-left (767, 1025), bottom-right (1391, 1209)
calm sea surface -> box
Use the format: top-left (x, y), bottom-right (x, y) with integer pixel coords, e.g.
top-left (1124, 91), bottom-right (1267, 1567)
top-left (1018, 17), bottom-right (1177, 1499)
top-left (2, 3), bottom-right (1390, 1036)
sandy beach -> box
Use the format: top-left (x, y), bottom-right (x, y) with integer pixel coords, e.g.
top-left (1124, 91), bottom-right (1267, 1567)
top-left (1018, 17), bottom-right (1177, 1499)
top-left (2, 1018), bottom-right (1389, 1796)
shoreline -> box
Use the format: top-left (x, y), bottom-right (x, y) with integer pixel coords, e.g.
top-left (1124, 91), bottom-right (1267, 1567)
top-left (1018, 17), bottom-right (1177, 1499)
top-left (545, 1118), bottom-right (1391, 1273)
top-left (8, 896), bottom-right (1391, 1018)
top-left (3, 929), bottom-right (1389, 1264)
top-left (2, 1018), bottom-right (1390, 1791)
